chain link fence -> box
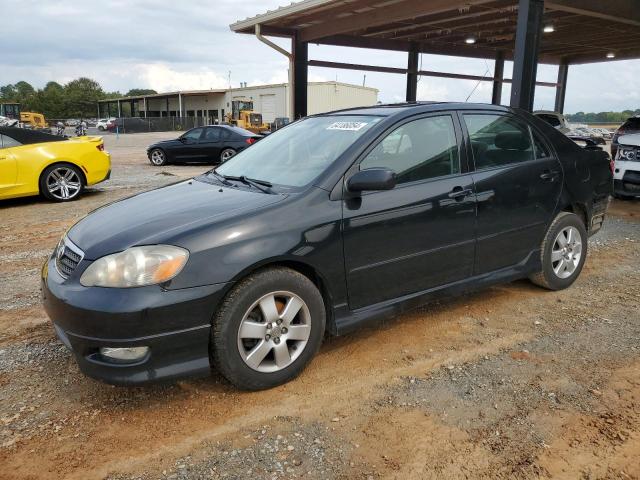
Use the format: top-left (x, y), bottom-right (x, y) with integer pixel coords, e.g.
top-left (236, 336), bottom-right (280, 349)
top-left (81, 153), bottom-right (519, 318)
top-left (112, 116), bottom-right (220, 133)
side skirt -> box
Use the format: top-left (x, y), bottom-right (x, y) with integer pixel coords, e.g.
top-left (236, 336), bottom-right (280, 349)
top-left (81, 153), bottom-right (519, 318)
top-left (332, 251), bottom-right (540, 336)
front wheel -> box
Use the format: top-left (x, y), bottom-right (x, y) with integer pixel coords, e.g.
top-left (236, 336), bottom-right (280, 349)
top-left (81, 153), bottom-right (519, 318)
top-left (98, 126), bottom-right (105, 131)
top-left (211, 267), bottom-right (326, 390)
top-left (40, 164), bottom-right (84, 202)
top-left (529, 212), bottom-right (587, 290)
top-left (219, 148), bottom-right (236, 164)
top-left (149, 148), bottom-right (167, 166)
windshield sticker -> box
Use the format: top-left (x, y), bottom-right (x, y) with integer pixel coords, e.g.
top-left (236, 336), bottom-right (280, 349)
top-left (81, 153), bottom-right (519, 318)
top-left (327, 121), bottom-right (368, 131)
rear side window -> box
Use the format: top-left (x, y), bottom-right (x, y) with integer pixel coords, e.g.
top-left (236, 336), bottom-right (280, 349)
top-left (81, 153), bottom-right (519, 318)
top-left (464, 114), bottom-right (534, 169)
top-left (0, 134), bottom-right (22, 149)
top-left (531, 130), bottom-right (551, 159)
top-left (203, 127), bottom-right (221, 141)
top-left (360, 115), bottom-right (460, 184)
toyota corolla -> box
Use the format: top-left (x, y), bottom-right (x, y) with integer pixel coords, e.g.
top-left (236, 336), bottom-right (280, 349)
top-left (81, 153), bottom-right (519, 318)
top-left (42, 103), bottom-right (612, 390)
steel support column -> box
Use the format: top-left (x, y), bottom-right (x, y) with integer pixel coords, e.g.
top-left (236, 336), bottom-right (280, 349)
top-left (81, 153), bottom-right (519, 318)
top-left (492, 51), bottom-right (505, 105)
top-left (293, 34), bottom-right (308, 118)
top-left (554, 61), bottom-right (569, 113)
top-left (510, 0), bottom-right (543, 111)
top-left (406, 43), bottom-right (419, 102)
top-left (165, 97), bottom-right (170, 117)
top-left (117, 100), bottom-right (121, 118)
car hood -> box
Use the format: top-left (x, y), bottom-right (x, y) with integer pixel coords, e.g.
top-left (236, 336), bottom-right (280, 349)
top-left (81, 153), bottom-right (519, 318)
top-left (149, 139), bottom-right (181, 149)
top-left (67, 179), bottom-right (285, 260)
top-left (618, 133), bottom-right (640, 148)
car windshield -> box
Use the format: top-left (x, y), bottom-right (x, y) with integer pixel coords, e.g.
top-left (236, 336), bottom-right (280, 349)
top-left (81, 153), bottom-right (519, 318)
top-left (214, 115), bottom-right (382, 188)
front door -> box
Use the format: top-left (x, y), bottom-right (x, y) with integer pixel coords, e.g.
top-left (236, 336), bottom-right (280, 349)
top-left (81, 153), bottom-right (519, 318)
top-left (461, 112), bottom-right (563, 274)
top-left (174, 127), bottom-right (204, 161)
top-left (342, 114), bottom-right (477, 310)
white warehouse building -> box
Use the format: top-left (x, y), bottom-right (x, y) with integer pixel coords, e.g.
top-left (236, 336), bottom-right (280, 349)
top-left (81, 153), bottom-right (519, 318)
top-left (98, 81), bottom-right (379, 124)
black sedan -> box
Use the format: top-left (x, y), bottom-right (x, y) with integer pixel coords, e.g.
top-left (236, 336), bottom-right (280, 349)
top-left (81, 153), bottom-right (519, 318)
top-left (146, 125), bottom-right (261, 166)
top-left (42, 103), bottom-right (612, 390)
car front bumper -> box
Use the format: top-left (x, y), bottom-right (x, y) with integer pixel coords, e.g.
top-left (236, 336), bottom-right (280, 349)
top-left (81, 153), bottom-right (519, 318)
top-left (613, 160), bottom-right (640, 197)
top-left (41, 256), bottom-right (230, 385)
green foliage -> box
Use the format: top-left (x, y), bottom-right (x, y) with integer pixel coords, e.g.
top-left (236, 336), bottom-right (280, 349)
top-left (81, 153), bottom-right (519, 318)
top-left (126, 88), bottom-right (157, 96)
top-left (0, 78), bottom-right (153, 119)
top-left (566, 109), bottom-right (640, 123)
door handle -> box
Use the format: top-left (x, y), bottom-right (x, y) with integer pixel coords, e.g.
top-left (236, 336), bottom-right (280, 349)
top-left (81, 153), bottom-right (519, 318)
top-left (448, 187), bottom-right (473, 200)
top-left (540, 169), bottom-right (560, 181)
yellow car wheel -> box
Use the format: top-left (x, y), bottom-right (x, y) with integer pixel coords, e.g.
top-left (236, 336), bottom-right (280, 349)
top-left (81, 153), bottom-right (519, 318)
top-left (39, 164), bottom-right (85, 202)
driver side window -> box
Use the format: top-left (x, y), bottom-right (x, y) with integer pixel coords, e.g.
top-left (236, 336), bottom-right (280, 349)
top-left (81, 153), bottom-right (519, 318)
top-left (182, 128), bottom-right (203, 142)
top-left (360, 115), bottom-right (460, 185)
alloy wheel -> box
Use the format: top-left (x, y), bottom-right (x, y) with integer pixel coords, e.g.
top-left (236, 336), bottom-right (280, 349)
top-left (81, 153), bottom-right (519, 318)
top-left (220, 149), bottom-right (236, 163)
top-left (150, 149), bottom-right (165, 165)
top-left (551, 226), bottom-right (582, 279)
top-left (237, 291), bottom-right (312, 373)
top-left (46, 167), bottom-right (82, 200)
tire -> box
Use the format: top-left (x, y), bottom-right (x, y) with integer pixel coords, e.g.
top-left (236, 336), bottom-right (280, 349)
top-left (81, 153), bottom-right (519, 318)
top-left (98, 126), bottom-right (105, 131)
top-left (529, 212), bottom-right (588, 290)
top-left (219, 148), bottom-right (236, 164)
top-left (211, 267), bottom-right (326, 390)
top-left (39, 164), bottom-right (85, 202)
top-left (149, 148), bottom-right (167, 166)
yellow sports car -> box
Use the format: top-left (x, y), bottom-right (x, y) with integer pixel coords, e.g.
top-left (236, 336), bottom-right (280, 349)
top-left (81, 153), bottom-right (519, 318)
top-left (0, 127), bottom-right (111, 202)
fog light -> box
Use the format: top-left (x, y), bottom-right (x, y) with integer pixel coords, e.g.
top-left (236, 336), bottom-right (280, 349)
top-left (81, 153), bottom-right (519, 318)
top-left (100, 346), bottom-right (149, 362)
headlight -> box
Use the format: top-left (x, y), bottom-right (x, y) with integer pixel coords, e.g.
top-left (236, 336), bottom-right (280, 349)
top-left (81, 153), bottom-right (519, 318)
top-left (617, 148), bottom-right (637, 162)
top-left (80, 245), bottom-right (188, 288)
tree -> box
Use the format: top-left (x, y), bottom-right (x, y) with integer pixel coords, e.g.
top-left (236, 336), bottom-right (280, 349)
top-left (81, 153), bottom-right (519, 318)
top-left (64, 77), bottom-right (105, 118)
top-left (125, 88), bottom-right (157, 96)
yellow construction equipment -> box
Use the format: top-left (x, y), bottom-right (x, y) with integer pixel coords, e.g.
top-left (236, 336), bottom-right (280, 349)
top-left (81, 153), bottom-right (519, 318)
top-left (225, 99), bottom-right (270, 134)
top-left (20, 112), bottom-right (49, 129)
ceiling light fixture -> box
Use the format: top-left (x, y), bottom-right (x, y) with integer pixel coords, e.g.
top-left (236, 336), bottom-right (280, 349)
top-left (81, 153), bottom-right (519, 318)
top-left (465, 37), bottom-right (476, 44)
top-left (543, 25), bottom-right (555, 33)
top-left (606, 52), bottom-right (616, 58)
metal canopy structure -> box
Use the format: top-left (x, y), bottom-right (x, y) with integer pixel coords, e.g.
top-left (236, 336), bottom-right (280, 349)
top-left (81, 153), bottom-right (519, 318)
top-left (231, 0), bottom-right (640, 117)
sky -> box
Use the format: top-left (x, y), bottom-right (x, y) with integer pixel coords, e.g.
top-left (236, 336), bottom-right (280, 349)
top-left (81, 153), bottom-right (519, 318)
top-left (2, 0), bottom-right (640, 114)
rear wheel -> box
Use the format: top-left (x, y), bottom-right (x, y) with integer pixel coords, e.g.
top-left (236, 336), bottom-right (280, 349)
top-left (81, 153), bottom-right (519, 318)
top-left (211, 267), bottom-right (325, 390)
top-left (40, 164), bottom-right (84, 202)
top-left (149, 148), bottom-right (167, 166)
top-left (220, 148), bottom-right (236, 163)
top-left (529, 212), bottom-right (587, 290)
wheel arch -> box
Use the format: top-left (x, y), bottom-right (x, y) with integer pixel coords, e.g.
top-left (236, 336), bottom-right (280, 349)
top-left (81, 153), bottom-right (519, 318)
top-left (559, 202), bottom-right (589, 229)
top-left (222, 257), bottom-right (336, 335)
top-left (38, 161), bottom-right (87, 195)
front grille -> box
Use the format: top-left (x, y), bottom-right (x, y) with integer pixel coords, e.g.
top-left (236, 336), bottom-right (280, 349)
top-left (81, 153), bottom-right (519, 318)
top-left (55, 238), bottom-right (84, 279)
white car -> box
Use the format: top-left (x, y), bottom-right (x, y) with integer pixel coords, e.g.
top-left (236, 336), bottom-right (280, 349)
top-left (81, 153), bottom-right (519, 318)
top-left (533, 110), bottom-right (571, 134)
top-left (96, 118), bottom-right (116, 131)
top-left (613, 133), bottom-right (640, 199)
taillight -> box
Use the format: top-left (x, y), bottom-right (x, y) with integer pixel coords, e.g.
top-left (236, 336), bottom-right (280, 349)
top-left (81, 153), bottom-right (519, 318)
top-left (96, 144), bottom-right (105, 151)
top-left (245, 137), bottom-right (257, 145)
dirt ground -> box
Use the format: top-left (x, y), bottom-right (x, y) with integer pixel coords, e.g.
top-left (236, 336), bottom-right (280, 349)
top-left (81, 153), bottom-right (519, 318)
top-left (0, 132), bottom-right (639, 480)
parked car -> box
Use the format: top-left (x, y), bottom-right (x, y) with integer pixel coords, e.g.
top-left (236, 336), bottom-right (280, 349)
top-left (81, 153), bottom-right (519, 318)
top-left (96, 118), bottom-right (115, 131)
top-left (573, 127), bottom-right (606, 145)
top-left (533, 110), bottom-right (571, 134)
top-left (612, 115), bottom-right (640, 159)
top-left (0, 126), bottom-right (110, 202)
top-left (42, 103), bottom-right (612, 389)
top-left (65, 119), bottom-right (79, 127)
top-left (613, 133), bottom-right (640, 199)
top-left (592, 127), bottom-right (613, 139)
top-left (146, 125), bottom-right (262, 166)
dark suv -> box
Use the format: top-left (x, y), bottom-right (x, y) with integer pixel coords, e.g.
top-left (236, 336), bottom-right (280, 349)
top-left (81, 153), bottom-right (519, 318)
top-left (42, 103), bottom-right (613, 390)
top-left (612, 116), bottom-right (640, 159)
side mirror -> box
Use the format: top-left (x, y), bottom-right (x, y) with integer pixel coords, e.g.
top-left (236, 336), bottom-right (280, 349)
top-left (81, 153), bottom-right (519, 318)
top-left (179, 136), bottom-right (188, 143)
top-left (347, 167), bottom-right (396, 193)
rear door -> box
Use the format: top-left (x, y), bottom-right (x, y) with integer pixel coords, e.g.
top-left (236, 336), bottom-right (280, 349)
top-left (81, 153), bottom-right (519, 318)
top-left (0, 134), bottom-right (19, 195)
top-left (199, 127), bottom-right (223, 162)
top-left (461, 112), bottom-right (562, 274)
top-left (342, 113), bottom-right (477, 310)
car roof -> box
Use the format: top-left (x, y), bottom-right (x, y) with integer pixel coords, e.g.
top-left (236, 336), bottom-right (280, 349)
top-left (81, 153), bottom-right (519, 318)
top-left (320, 101), bottom-right (513, 118)
top-left (0, 127), bottom-right (67, 145)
